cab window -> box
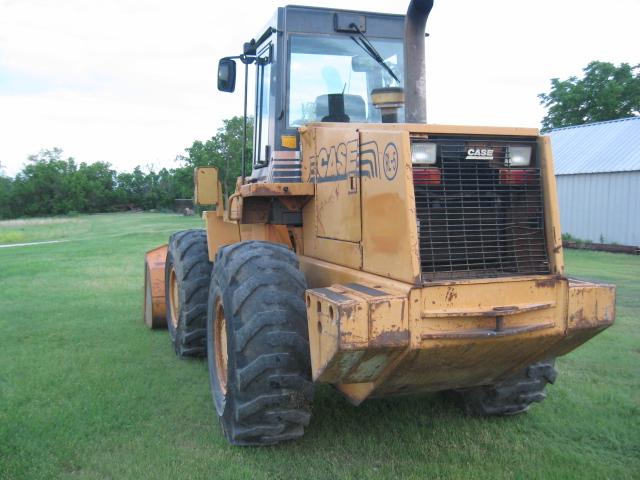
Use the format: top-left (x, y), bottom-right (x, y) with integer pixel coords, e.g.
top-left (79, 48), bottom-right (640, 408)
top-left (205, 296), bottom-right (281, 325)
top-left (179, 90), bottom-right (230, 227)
top-left (288, 35), bottom-right (404, 127)
top-left (254, 44), bottom-right (272, 167)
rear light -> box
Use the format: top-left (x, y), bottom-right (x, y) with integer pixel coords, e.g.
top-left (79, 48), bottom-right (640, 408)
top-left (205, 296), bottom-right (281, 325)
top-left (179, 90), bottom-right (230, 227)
top-left (499, 169), bottom-right (536, 185)
top-left (411, 142), bottom-right (437, 164)
top-left (505, 146), bottom-right (532, 166)
top-left (413, 167), bottom-right (441, 185)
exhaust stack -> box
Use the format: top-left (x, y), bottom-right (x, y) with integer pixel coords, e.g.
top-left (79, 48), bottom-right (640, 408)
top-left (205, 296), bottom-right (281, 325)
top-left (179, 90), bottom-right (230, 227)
top-left (404, 0), bottom-right (434, 123)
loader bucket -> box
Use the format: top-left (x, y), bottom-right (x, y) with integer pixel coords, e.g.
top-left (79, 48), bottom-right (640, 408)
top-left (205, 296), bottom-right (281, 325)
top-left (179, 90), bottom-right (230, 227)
top-left (143, 244), bottom-right (168, 329)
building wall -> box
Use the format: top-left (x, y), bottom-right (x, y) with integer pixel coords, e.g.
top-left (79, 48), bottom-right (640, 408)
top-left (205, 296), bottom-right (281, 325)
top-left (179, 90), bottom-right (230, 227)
top-left (556, 171), bottom-right (640, 246)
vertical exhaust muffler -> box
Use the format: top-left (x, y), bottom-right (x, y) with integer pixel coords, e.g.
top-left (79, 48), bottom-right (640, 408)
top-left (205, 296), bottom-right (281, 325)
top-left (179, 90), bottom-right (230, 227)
top-left (404, 0), bottom-right (434, 123)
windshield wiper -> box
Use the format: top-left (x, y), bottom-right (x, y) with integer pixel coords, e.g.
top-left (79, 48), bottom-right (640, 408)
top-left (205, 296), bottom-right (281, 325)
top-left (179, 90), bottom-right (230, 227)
top-left (349, 23), bottom-right (399, 83)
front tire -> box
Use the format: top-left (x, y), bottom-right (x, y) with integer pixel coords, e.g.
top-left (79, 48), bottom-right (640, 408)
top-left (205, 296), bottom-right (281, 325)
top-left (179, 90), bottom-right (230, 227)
top-left (165, 229), bottom-right (212, 357)
top-left (207, 241), bottom-right (314, 445)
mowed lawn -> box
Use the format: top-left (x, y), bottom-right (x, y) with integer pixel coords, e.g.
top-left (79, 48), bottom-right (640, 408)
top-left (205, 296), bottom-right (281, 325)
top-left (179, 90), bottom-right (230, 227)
top-left (1, 213), bottom-right (638, 479)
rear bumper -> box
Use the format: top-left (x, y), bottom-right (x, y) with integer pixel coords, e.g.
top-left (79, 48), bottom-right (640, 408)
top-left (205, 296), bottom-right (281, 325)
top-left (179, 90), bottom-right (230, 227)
top-left (305, 273), bottom-right (615, 404)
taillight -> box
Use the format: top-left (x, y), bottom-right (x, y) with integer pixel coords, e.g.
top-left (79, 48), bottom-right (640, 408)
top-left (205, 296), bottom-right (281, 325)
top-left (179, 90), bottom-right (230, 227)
top-left (499, 169), bottom-right (536, 185)
top-left (413, 167), bottom-right (441, 186)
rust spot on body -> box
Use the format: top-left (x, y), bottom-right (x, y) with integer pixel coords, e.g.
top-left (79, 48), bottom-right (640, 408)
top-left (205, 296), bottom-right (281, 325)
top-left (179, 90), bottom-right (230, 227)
top-left (341, 305), bottom-right (355, 317)
top-left (252, 185), bottom-right (278, 195)
top-left (445, 287), bottom-right (458, 303)
top-left (534, 278), bottom-right (557, 289)
top-left (370, 329), bottom-right (410, 347)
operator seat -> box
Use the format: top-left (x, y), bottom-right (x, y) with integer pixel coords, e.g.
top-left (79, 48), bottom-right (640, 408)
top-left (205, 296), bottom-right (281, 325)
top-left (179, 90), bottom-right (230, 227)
top-left (316, 93), bottom-right (366, 123)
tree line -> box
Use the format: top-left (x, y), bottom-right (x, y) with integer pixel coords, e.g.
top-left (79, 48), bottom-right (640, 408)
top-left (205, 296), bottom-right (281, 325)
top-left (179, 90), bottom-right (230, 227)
top-left (0, 117), bottom-right (252, 220)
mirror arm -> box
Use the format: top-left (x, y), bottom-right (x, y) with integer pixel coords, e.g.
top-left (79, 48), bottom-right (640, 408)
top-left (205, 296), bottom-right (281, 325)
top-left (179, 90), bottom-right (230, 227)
top-left (240, 54), bottom-right (259, 65)
top-left (221, 25), bottom-right (277, 184)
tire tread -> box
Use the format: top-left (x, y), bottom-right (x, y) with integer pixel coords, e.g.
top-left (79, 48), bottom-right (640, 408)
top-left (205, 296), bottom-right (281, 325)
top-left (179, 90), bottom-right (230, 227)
top-left (209, 241), bottom-right (313, 445)
top-left (166, 229), bottom-right (211, 358)
top-left (448, 359), bottom-right (557, 416)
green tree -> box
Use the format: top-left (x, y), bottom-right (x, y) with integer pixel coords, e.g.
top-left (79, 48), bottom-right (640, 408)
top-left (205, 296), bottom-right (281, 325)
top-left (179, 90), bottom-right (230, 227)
top-left (539, 61), bottom-right (640, 131)
top-left (180, 116), bottom-right (254, 194)
top-left (11, 148), bottom-right (82, 216)
top-left (74, 161), bottom-right (117, 213)
top-left (9, 149), bottom-right (120, 216)
top-left (0, 175), bottom-right (14, 219)
top-left (115, 166), bottom-right (152, 209)
top-left (113, 165), bottom-right (188, 211)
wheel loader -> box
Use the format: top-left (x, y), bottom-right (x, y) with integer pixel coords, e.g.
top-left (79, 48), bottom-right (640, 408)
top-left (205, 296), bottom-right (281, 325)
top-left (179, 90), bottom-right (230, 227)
top-left (143, 0), bottom-right (616, 445)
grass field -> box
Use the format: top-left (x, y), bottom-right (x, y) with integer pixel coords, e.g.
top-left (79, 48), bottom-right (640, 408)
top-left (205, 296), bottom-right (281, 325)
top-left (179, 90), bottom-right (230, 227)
top-left (1, 213), bottom-right (638, 479)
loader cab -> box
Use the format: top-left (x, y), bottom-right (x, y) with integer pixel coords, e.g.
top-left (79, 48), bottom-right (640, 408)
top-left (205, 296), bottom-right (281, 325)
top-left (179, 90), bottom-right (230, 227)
top-left (218, 5), bottom-right (406, 183)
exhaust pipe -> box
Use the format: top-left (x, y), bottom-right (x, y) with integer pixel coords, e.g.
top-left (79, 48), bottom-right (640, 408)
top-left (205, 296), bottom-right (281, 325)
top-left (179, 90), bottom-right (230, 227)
top-left (404, 0), bottom-right (434, 123)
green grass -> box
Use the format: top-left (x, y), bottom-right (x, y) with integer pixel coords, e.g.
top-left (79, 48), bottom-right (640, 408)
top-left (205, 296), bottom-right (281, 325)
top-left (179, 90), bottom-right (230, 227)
top-left (0, 217), bottom-right (92, 245)
top-left (1, 213), bottom-right (638, 479)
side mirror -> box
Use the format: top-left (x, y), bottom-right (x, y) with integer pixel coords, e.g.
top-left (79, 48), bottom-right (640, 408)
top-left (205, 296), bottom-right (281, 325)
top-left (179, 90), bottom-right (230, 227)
top-left (217, 58), bottom-right (236, 92)
top-left (194, 167), bottom-right (220, 206)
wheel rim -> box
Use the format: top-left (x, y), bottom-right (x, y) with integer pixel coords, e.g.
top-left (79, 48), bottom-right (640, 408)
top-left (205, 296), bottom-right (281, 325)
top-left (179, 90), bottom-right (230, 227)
top-left (169, 267), bottom-right (179, 329)
top-left (214, 299), bottom-right (228, 394)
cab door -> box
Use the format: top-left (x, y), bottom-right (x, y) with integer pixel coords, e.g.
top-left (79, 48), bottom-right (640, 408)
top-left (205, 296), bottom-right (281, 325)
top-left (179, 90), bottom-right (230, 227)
top-left (253, 43), bottom-right (273, 169)
top-left (313, 126), bottom-right (361, 243)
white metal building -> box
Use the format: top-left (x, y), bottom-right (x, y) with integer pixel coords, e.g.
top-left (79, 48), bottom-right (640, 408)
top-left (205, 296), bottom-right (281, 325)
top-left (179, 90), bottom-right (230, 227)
top-left (548, 117), bottom-right (640, 247)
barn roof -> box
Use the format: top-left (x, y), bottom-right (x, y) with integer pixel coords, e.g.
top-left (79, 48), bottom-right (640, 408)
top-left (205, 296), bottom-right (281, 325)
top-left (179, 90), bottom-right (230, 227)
top-left (548, 117), bottom-right (640, 175)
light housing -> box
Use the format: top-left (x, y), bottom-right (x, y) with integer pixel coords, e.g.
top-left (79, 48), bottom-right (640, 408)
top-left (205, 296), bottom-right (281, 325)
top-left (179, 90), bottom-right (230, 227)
top-left (413, 167), bottom-right (441, 185)
top-left (506, 146), bottom-right (532, 167)
top-left (500, 169), bottom-right (536, 185)
top-left (411, 142), bottom-right (437, 165)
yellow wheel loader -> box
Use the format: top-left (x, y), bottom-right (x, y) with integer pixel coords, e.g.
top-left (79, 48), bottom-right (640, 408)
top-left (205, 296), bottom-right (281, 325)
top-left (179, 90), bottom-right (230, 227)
top-left (143, 0), bottom-right (615, 445)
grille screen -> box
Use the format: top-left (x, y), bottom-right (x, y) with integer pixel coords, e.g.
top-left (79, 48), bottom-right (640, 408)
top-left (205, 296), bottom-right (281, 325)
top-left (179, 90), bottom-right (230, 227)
top-left (414, 136), bottom-right (550, 281)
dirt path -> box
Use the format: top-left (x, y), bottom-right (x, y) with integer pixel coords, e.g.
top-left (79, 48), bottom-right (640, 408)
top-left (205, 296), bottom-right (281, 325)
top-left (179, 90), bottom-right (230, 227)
top-left (0, 239), bottom-right (69, 249)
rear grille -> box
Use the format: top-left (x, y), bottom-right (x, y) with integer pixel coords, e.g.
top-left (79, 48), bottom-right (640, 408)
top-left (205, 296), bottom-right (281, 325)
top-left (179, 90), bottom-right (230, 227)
top-left (414, 136), bottom-right (550, 281)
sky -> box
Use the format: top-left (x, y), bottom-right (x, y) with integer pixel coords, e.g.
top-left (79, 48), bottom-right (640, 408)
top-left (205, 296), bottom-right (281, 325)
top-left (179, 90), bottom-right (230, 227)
top-left (0, 0), bottom-right (638, 176)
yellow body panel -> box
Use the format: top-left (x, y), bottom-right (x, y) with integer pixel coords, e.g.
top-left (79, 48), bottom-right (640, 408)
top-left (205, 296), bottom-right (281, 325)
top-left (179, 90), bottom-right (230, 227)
top-left (300, 125), bottom-right (365, 269)
top-left (545, 278), bottom-right (616, 358)
top-left (312, 126), bottom-right (362, 242)
top-left (538, 136), bottom-right (564, 274)
top-left (359, 129), bottom-right (420, 284)
top-left (300, 260), bottom-right (613, 404)
top-left (307, 283), bottom-right (408, 384)
top-left (239, 224), bottom-right (292, 247)
top-left (203, 211), bottom-right (240, 260)
top-left (239, 182), bottom-right (314, 197)
top-left (304, 122), bottom-right (539, 137)
top-left (194, 167), bottom-right (223, 207)
top-left (297, 122), bottom-right (614, 402)
top-left (299, 123), bottom-right (561, 285)
top-left (143, 244), bottom-right (168, 329)
top-left (149, 122), bottom-right (615, 405)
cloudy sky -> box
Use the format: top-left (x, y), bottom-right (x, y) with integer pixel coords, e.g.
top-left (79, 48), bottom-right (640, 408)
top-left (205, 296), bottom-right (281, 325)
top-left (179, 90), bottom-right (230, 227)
top-left (0, 0), bottom-right (638, 175)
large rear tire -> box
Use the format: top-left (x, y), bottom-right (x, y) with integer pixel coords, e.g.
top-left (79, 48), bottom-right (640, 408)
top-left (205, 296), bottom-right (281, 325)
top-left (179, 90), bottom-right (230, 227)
top-left (165, 229), bottom-right (212, 358)
top-left (448, 359), bottom-right (557, 416)
top-left (207, 241), bottom-right (314, 445)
